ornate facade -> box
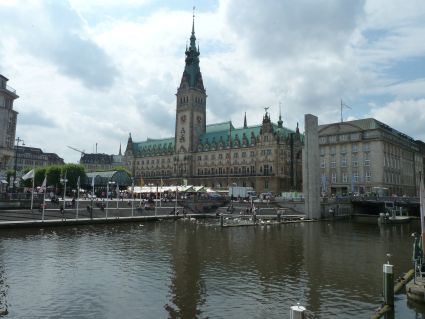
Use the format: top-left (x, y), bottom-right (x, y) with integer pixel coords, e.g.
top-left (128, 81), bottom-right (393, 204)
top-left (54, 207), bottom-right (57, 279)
top-left (0, 75), bottom-right (18, 171)
top-left (124, 18), bottom-right (303, 194)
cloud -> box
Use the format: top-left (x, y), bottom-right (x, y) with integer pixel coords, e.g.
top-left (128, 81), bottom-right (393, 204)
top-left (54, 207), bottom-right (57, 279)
top-left (368, 99), bottom-right (425, 140)
top-left (2, 0), bottom-right (425, 164)
top-left (0, 1), bottom-right (119, 89)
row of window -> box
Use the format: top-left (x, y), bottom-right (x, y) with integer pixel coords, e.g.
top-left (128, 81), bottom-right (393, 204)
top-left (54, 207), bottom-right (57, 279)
top-left (322, 171), bottom-right (372, 184)
top-left (321, 156), bottom-right (370, 168)
top-left (320, 143), bottom-right (370, 156)
top-left (320, 133), bottom-right (361, 144)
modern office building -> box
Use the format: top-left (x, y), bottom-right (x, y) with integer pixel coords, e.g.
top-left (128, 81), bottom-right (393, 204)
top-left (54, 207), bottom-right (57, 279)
top-left (124, 17), bottom-right (303, 194)
top-left (0, 75), bottom-right (18, 171)
top-left (318, 118), bottom-right (423, 196)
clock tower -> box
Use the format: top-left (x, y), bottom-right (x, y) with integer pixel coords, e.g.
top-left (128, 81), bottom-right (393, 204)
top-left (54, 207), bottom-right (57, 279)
top-left (175, 13), bottom-right (206, 176)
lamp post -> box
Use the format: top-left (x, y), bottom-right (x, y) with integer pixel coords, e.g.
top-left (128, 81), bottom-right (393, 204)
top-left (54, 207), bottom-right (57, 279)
top-left (60, 171), bottom-right (68, 210)
top-left (107, 180), bottom-right (115, 219)
top-left (13, 137), bottom-right (25, 193)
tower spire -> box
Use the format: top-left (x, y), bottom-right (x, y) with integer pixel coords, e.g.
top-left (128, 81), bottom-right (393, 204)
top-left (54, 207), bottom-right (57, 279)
top-left (119, 142), bottom-right (122, 156)
top-left (244, 112), bottom-right (247, 128)
top-left (278, 101), bottom-right (283, 128)
top-left (192, 6), bottom-right (195, 36)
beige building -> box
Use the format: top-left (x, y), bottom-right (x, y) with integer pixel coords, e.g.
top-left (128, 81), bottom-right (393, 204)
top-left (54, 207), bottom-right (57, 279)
top-left (0, 75), bottom-right (18, 171)
top-left (318, 118), bottom-right (423, 196)
top-left (124, 18), bottom-right (303, 194)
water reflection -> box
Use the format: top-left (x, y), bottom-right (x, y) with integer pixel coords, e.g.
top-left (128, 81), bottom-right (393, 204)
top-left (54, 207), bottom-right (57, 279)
top-left (0, 220), bottom-right (423, 318)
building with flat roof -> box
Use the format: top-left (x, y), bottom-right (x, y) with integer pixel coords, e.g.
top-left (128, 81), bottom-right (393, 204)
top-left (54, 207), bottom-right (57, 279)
top-left (9, 146), bottom-right (64, 171)
top-left (318, 118), bottom-right (424, 197)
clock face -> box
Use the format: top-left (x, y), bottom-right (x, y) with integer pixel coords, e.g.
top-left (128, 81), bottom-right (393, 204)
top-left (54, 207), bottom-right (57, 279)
top-left (180, 115), bottom-right (186, 123)
top-left (196, 116), bottom-right (202, 124)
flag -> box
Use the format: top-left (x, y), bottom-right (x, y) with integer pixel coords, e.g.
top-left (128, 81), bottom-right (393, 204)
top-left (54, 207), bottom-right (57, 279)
top-left (22, 169), bottom-right (34, 181)
top-left (160, 178), bottom-right (164, 186)
top-left (91, 177), bottom-right (95, 187)
top-left (77, 176), bottom-right (80, 188)
top-left (41, 177), bottom-right (47, 189)
top-left (183, 178), bottom-right (188, 186)
top-left (140, 177), bottom-right (144, 187)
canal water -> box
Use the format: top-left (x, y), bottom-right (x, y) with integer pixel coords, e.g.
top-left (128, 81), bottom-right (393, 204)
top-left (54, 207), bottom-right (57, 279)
top-left (0, 220), bottom-right (424, 318)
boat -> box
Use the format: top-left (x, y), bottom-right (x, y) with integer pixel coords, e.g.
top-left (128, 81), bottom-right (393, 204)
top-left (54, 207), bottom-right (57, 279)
top-left (378, 201), bottom-right (410, 224)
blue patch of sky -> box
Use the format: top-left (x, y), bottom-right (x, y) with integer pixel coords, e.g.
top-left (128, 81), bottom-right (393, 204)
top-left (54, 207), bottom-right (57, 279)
top-left (361, 28), bottom-right (391, 43)
top-left (383, 57), bottom-right (425, 83)
top-left (349, 94), bottom-right (395, 117)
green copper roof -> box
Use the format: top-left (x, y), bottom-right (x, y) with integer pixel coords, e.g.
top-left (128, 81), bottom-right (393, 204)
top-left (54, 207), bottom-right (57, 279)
top-left (180, 15), bottom-right (204, 90)
top-left (198, 122), bottom-right (296, 148)
top-left (133, 137), bottom-right (175, 156)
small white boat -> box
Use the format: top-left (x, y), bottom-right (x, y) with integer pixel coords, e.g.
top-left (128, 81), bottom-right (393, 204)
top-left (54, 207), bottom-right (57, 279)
top-left (378, 202), bottom-right (410, 224)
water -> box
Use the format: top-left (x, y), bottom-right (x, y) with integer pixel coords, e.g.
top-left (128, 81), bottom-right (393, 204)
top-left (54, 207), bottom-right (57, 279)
top-left (0, 220), bottom-right (423, 318)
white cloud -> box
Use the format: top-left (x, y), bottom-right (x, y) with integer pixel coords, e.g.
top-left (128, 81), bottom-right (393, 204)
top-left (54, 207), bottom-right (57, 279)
top-left (1, 0), bottom-right (425, 163)
top-left (368, 99), bottom-right (425, 140)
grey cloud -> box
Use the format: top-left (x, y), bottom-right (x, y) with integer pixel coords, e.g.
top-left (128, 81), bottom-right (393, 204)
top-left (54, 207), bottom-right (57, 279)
top-left (18, 111), bottom-right (58, 128)
top-left (226, 0), bottom-right (365, 59)
top-left (0, 2), bottom-right (119, 89)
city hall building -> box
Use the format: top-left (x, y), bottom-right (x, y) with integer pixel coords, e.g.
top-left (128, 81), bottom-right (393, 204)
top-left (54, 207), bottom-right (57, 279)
top-left (124, 18), bottom-right (303, 194)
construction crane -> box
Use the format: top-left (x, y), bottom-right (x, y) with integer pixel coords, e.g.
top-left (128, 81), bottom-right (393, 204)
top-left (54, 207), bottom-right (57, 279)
top-left (67, 146), bottom-right (86, 157)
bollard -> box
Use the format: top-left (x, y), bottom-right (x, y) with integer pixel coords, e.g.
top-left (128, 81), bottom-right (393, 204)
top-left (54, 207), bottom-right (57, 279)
top-left (277, 212), bottom-right (281, 222)
top-left (383, 263), bottom-right (394, 306)
top-left (290, 304), bottom-right (305, 319)
top-left (220, 214), bottom-right (224, 227)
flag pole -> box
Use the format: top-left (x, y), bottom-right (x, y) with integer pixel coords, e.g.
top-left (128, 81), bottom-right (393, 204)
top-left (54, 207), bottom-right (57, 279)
top-left (175, 186), bottom-right (178, 214)
top-left (131, 179), bottom-right (134, 217)
top-left (42, 174), bottom-right (47, 222)
top-left (76, 176), bottom-right (80, 220)
top-left (30, 168), bottom-right (35, 211)
top-left (116, 183), bottom-right (119, 210)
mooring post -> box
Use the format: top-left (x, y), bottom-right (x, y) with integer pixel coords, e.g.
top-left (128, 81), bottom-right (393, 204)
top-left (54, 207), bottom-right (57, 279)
top-left (220, 214), bottom-right (224, 227)
top-left (277, 211), bottom-right (281, 222)
top-left (383, 263), bottom-right (394, 307)
top-left (290, 303), bottom-right (305, 319)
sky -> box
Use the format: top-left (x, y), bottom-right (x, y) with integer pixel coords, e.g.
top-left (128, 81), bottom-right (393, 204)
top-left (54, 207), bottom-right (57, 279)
top-left (1, 0), bottom-right (425, 163)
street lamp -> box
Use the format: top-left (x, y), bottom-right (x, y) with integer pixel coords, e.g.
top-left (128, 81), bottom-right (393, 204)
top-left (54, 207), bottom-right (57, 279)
top-left (107, 180), bottom-right (115, 219)
top-left (60, 171), bottom-right (68, 210)
top-left (13, 137), bottom-right (25, 193)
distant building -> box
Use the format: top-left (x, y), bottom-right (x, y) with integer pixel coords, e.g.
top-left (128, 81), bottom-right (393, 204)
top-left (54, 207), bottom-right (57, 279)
top-left (9, 146), bottom-right (64, 171)
top-left (0, 75), bottom-right (18, 171)
top-left (318, 118), bottom-right (424, 196)
top-left (80, 144), bottom-right (124, 172)
top-left (124, 17), bottom-right (303, 194)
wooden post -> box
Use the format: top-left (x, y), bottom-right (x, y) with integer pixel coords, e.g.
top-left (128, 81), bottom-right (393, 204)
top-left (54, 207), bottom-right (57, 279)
top-left (220, 214), bottom-right (224, 227)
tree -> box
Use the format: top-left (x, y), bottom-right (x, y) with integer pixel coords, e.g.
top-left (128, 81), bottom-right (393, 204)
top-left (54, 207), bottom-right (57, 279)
top-left (34, 167), bottom-right (47, 187)
top-left (47, 165), bottom-right (62, 193)
top-left (61, 164), bottom-right (86, 190)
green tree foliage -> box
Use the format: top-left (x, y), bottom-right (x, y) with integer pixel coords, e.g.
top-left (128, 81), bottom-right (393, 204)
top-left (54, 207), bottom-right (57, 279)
top-left (61, 164), bottom-right (86, 190)
top-left (34, 167), bottom-right (47, 187)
